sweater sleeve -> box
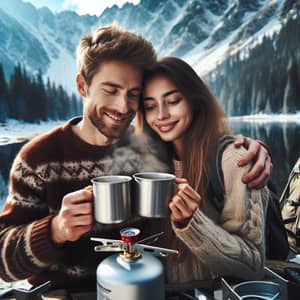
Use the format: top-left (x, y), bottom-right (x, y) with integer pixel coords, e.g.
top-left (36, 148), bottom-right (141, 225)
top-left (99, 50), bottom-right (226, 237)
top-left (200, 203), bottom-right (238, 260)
top-left (173, 144), bottom-right (268, 280)
top-left (0, 154), bottom-right (64, 282)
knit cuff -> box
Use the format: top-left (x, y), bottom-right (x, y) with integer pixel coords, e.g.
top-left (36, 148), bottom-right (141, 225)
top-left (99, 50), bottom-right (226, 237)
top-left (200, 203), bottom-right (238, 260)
top-left (30, 215), bottom-right (64, 264)
top-left (173, 207), bottom-right (213, 247)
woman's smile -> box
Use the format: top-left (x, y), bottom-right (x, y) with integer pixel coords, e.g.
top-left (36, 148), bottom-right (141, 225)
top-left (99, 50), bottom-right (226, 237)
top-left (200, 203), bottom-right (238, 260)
top-left (155, 120), bottom-right (178, 133)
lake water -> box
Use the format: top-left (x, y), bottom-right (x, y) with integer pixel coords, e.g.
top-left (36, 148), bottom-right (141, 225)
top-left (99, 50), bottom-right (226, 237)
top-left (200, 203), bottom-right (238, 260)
top-left (0, 119), bottom-right (299, 209)
top-left (230, 119), bottom-right (300, 193)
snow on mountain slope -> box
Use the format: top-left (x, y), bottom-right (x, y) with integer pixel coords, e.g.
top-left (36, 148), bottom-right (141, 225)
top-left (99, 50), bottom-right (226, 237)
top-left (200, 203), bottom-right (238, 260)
top-left (0, 0), bottom-right (97, 92)
top-left (0, 0), bottom-right (297, 94)
top-left (185, 0), bottom-right (285, 76)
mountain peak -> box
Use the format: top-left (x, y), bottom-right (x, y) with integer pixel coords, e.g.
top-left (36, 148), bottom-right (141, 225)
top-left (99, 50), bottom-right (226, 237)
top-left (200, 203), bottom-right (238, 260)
top-left (0, 0), bottom-right (295, 93)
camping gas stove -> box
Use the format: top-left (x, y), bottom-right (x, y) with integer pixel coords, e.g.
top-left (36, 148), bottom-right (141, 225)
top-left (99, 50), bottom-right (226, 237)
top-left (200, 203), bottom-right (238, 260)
top-left (91, 228), bottom-right (300, 300)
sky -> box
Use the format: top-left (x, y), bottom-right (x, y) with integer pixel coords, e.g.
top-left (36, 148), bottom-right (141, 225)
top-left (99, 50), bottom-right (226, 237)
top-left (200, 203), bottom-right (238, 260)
top-left (24, 0), bottom-right (140, 16)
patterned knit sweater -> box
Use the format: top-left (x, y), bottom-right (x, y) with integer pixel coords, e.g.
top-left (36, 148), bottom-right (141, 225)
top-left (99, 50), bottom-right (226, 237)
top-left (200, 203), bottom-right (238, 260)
top-left (0, 118), bottom-right (268, 291)
top-left (0, 117), bottom-right (169, 291)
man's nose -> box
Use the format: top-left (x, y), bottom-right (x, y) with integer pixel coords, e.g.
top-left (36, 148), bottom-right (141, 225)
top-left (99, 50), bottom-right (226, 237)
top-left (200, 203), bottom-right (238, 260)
top-left (116, 94), bottom-right (129, 114)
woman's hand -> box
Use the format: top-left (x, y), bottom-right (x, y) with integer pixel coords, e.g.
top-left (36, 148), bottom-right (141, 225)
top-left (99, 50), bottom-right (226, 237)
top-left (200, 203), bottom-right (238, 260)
top-left (234, 135), bottom-right (272, 189)
top-left (169, 178), bottom-right (201, 228)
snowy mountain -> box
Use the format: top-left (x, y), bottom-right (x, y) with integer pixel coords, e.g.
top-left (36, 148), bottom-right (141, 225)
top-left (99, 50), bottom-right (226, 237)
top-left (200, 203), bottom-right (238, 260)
top-left (0, 0), bottom-right (298, 99)
top-left (0, 0), bottom-right (97, 92)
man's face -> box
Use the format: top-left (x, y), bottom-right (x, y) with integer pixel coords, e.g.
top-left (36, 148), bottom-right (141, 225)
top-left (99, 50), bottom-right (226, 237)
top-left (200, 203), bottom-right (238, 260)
top-left (82, 60), bottom-right (142, 140)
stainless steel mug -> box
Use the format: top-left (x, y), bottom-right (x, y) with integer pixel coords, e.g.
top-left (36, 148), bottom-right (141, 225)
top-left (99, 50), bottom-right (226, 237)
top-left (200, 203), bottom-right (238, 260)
top-left (91, 175), bottom-right (132, 224)
top-left (133, 172), bottom-right (176, 218)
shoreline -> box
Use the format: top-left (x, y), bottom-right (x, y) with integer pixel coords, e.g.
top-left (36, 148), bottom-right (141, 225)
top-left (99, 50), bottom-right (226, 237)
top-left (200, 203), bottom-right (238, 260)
top-left (0, 114), bottom-right (299, 146)
top-left (229, 113), bottom-right (300, 123)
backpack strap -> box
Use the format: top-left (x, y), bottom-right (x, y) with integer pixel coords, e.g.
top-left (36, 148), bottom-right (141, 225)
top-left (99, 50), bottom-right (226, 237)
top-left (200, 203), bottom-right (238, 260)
top-left (279, 157), bottom-right (300, 209)
top-left (208, 135), bottom-right (235, 213)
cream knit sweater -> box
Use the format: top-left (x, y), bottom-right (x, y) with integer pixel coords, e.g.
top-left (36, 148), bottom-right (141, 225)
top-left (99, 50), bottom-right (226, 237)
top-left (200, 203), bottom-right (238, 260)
top-left (162, 143), bottom-right (269, 289)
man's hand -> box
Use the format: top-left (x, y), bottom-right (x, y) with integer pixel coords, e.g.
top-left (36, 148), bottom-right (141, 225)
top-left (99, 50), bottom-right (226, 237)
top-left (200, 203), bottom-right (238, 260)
top-left (169, 178), bottom-right (201, 228)
top-left (234, 135), bottom-right (272, 189)
top-left (51, 186), bottom-right (93, 244)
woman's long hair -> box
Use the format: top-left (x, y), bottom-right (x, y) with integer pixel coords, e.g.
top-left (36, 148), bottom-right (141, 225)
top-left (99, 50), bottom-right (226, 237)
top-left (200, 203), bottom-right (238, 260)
top-left (136, 57), bottom-right (231, 197)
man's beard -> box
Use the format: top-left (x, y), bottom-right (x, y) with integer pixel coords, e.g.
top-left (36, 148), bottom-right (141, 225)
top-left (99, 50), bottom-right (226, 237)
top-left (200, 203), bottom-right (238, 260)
top-left (89, 108), bottom-right (134, 139)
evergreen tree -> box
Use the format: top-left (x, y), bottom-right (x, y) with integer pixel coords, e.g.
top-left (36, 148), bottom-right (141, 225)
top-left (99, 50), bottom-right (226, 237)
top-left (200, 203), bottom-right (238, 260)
top-left (0, 64), bottom-right (7, 95)
top-left (283, 56), bottom-right (299, 113)
top-left (7, 63), bottom-right (81, 122)
top-left (56, 85), bottom-right (67, 120)
top-left (34, 69), bottom-right (47, 120)
top-left (0, 64), bottom-right (8, 121)
top-left (9, 63), bottom-right (26, 120)
top-left (204, 13), bottom-right (300, 116)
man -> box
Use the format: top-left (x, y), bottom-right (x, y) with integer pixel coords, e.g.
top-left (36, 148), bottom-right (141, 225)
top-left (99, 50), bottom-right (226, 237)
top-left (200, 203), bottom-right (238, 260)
top-left (0, 25), bottom-right (271, 292)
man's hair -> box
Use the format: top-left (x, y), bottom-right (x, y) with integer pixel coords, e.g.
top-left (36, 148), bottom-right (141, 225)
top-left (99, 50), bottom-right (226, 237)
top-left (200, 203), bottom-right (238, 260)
top-left (76, 25), bottom-right (157, 86)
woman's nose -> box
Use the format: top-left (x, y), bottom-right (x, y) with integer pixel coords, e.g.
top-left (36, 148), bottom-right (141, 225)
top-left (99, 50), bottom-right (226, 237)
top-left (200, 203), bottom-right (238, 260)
top-left (158, 104), bottom-right (170, 120)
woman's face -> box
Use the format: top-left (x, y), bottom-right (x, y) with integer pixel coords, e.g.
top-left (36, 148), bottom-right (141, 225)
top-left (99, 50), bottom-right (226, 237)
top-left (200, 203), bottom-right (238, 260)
top-left (143, 74), bottom-right (192, 144)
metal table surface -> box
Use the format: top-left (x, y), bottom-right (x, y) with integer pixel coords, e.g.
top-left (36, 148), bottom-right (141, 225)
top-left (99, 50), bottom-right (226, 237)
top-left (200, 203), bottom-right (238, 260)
top-left (1, 260), bottom-right (300, 300)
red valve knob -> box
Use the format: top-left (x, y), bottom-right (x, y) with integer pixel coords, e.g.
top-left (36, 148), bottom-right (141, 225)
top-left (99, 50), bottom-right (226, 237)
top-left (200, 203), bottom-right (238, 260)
top-left (120, 228), bottom-right (140, 243)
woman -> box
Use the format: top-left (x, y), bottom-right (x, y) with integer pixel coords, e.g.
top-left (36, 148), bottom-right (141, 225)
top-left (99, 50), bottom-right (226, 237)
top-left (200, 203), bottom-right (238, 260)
top-left (136, 57), bottom-right (269, 289)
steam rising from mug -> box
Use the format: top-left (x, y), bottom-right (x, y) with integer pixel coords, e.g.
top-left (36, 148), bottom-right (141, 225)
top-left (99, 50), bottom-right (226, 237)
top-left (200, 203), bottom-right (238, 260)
top-left (89, 133), bottom-right (170, 228)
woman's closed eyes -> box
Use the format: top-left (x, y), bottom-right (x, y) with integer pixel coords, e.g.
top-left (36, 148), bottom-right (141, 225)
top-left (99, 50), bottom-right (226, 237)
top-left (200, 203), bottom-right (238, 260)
top-left (143, 96), bottom-right (182, 112)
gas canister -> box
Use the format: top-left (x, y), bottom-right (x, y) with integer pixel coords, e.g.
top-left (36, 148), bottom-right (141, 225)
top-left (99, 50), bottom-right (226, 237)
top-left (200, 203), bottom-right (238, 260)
top-left (91, 228), bottom-right (178, 300)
